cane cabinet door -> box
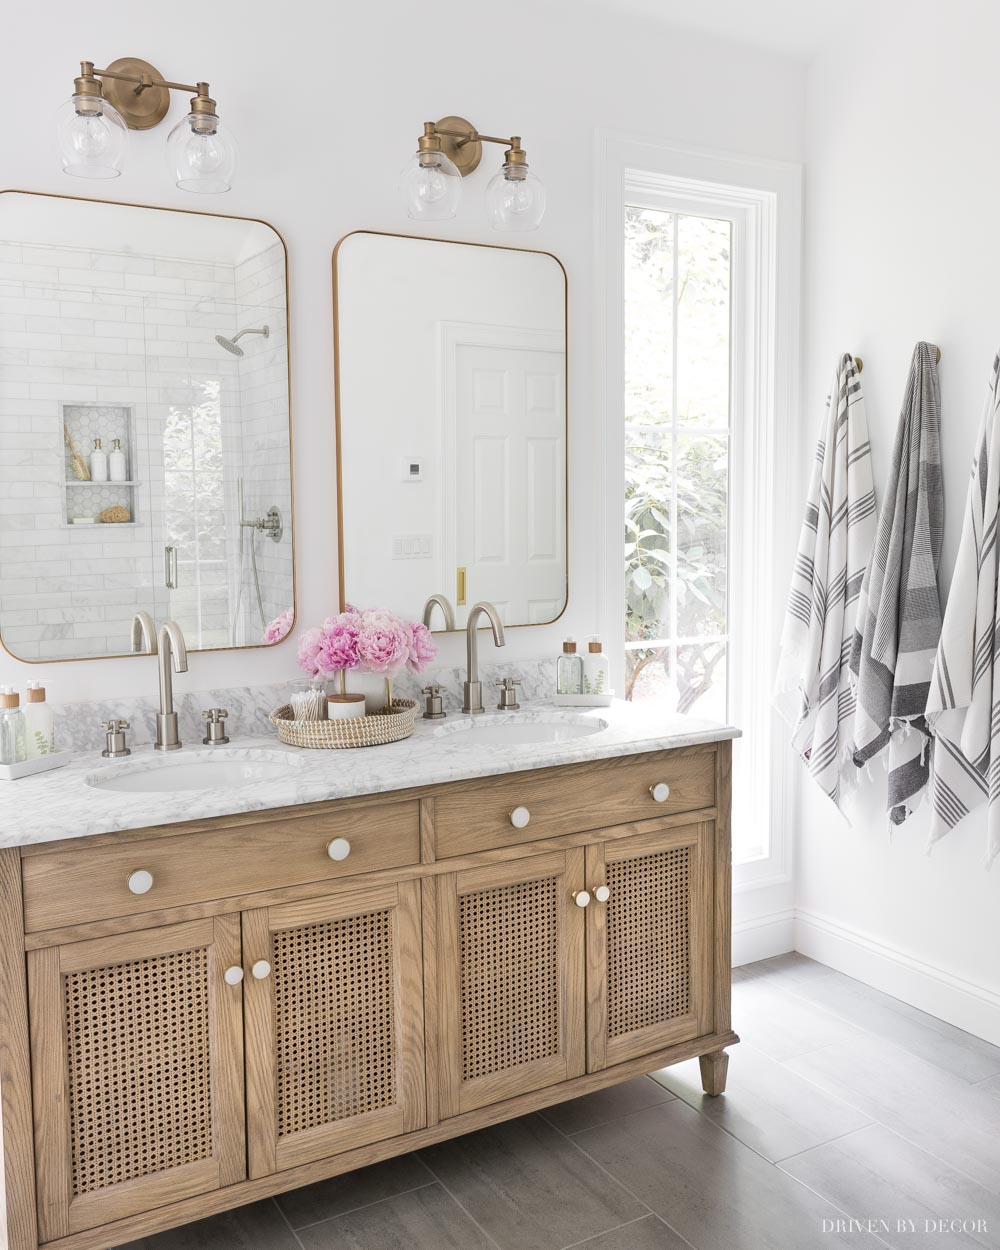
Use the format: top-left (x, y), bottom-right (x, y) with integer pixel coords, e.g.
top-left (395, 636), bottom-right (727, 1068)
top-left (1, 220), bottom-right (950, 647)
top-left (435, 848), bottom-right (586, 1118)
top-left (585, 822), bottom-right (714, 1072)
top-left (29, 916), bottom-right (246, 1241)
top-left (243, 880), bottom-right (425, 1178)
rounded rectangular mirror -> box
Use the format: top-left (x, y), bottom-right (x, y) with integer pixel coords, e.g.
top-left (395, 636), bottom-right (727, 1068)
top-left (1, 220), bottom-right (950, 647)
top-left (334, 231), bottom-right (567, 632)
top-left (0, 191), bottom-right (294, 662)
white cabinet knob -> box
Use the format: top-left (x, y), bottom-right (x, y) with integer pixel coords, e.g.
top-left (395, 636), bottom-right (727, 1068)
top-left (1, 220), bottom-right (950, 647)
top-left (126, 869), bottom-right (154, 896)
top-left (224, 966), bottom-right (244, 986)
top-left (251, 960), bottom-right (271, 980)
top-left (326, 837), bottom-right (351, 861)
top-left (509, 806), bottom-right (531, 829)
top-left (594, 884), bottom-right (611, 903)
top-left (650, 782), bottom-right (670, 803)
top-left (573, 890), bottom-right (591, 908)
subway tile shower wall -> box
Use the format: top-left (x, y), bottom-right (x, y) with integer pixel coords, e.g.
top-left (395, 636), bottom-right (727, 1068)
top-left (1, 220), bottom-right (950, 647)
top-left (0, 239), bottom-right (291, 659)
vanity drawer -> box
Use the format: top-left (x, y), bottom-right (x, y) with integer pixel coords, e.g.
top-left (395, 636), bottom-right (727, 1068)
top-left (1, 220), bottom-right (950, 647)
top-left (21, 800), bottom-right (420, 933)
top-left (430, 747), bottom-right (717, 859)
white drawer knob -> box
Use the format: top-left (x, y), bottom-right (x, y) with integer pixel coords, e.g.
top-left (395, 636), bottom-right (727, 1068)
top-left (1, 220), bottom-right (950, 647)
top-left (224, 966), bottom-right (244, 986)
top-left (573, 890), bottom-right (591, 908)
top-left (510, 806), bottom-right (531, 829)
top-left (127, 869), bottom-right (154, 895)
top-left (327, 837), bottom-right (351, 861)
top-left (650, 782), bottom-right (670, 803)
top-left (251, 960), bottom-right (272, 980)
top-left (594, 884), bottom-right (610, 903)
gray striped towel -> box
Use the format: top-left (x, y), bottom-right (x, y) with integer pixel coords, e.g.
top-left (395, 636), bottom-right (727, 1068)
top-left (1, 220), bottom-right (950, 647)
top-left (775, 353), bottom-right (877, 814)
top-left (926, 352), bottom-right (1000, 865)
top-left (850, 342), bottom-right (943, 824)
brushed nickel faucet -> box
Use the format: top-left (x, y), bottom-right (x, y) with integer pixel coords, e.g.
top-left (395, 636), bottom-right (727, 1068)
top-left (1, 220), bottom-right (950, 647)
top-left (130, 611), bottom-right (157, 655)
top-left (155, 620), bottom-right (188, 751)
top-left (422, 593), bottom-right (456, 631)
top-left (463, 602), bottom-right (505, 714)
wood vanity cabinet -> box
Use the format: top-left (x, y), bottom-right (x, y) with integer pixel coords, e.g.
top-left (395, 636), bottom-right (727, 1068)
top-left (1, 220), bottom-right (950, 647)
top-left (0, 740), bottom-right (737, 1250)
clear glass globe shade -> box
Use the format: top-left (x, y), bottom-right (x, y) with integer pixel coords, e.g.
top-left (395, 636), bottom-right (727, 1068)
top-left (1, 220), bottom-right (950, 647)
top-left (485, 164), bottom-right (547, 231)
top-left (399, 150), bottom-right (462, 221)
top-left (167, 114), bottom-right (237, 194)
top-left (56, 95), bottom-right (128, 179)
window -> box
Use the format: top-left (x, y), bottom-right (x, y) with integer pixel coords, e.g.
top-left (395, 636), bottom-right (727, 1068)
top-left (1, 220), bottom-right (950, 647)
top-left (624, 207), bottom-right (731, 724)
top-left (598, 143), bottom-right (800, 881)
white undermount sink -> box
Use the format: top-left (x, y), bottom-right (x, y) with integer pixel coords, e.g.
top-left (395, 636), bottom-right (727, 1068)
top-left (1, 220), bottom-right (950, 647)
top-left (434, 714), bottom-right (608, 745)
top-left (87, 750), bottom-right (297, 794)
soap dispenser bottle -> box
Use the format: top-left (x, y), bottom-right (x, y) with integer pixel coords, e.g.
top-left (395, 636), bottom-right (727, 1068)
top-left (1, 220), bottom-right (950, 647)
top-left (557, 637), bottom-right (584, 695)
top-left (90, 438), bottom-right (108, 483)
top-left (108, 438), bottom-right (127, 483)
top-left (583, 637), bottom-right (610, 698)
top-left (0, 688), bottom-right (27, 765)
top-left (24, 682), bottom-right (54, 757)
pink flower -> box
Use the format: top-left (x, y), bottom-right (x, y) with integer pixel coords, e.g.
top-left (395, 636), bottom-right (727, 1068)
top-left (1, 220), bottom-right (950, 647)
top-left (357, 608), bottom-right (409, 675)
top-left (263, 607), bottom-right (293, 645)
top-left (296, 627), bottom-right (325, 678)
top-left (317, 618), bottom-right (360, 673)
top-left (405, 621), bottom-right (437, 673)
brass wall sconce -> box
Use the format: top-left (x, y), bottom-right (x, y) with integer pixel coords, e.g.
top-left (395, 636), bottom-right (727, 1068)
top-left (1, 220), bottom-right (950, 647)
top-left (400, 116), bottom-right (546, 231)
top-left (57, 57), bottom-right (237, 193)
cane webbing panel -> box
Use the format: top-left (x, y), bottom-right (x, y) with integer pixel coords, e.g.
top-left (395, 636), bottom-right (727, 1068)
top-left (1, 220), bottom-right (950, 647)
top-left (273, 909), bottom-right (396, 1138)
top-left (607, 847), bottom-right (691, 1038)
top-left (64, 946), bottom-right (213, 1197)
top-left (459, 875), bottom-right (560, 1083)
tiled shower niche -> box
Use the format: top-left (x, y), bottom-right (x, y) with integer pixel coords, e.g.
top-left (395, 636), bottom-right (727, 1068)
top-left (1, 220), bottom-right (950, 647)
top-left (62, 404), bottom-right (138, 528)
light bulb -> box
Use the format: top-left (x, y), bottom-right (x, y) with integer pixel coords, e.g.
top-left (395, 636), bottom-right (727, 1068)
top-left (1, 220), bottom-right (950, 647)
top-left (56, 93), bottom-right (128, 179)
top-left (485, 161), bottom-right (546, 231)
top-left (399, 149), bottom-right (462, 221)
top-left (167, 110), bottom-right (237, 194)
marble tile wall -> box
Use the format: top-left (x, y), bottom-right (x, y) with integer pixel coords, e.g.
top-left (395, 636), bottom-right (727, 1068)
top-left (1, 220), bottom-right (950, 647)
top-left (49, 657), bottom-right (559, 754)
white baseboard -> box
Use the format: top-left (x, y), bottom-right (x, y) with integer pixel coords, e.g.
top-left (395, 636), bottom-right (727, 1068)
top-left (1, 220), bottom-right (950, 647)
top-left (732, 907), bottom-right (795, 967)
top-left (794, 907), bottom-right (1000, 1047)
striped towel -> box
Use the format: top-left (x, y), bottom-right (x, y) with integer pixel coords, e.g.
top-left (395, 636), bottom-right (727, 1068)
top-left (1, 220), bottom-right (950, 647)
top-left (850, 343), bottom-right (943, 824)
top-left (775, 353), bottom-right (877, 813)
top-left (926, 352), bottom-right (1000, 865)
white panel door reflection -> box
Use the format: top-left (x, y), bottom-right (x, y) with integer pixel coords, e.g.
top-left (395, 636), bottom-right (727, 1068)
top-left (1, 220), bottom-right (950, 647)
top-left (451, 340), bottom-right (565, 625)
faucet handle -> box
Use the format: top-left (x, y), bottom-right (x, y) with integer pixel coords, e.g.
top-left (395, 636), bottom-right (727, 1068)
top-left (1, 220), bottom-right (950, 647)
top-left (496, 677), bottom-right (522, 711)
top-left (202, 708), bottom-right (230, 746)
top-left (421, 685), bottom-right (446, 721)
top-left (101, 720), bottom-right (131, 759)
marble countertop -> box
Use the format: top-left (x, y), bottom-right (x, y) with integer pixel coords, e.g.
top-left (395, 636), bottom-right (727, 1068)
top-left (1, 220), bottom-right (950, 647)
top-left (1, 700), bottom-right (739, 849)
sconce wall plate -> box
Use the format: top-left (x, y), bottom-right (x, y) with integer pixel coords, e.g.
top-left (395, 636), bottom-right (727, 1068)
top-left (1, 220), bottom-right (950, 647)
top-left (100, 57), bottom-right (170, 130)
top-left (435, 116), bottom-right (482, 177)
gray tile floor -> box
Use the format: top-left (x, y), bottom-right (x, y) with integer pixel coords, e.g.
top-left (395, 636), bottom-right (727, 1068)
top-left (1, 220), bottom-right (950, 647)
top-left (122, 954), bottom-right (1000, 1250)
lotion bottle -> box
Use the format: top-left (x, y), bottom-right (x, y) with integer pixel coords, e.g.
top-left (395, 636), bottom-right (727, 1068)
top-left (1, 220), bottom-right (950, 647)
top-left (556, 637), bottom-right (584, 695)
top-left (0, 688), bottom-right (27, 765)
top-left (24, 683), bottom-right (54, 757)
top-left (583, 638), bottom-right (610, 698)
top-left (90, 438), bottom-right (108, 483)
top-left (108, 438), bottom-right (127, 483)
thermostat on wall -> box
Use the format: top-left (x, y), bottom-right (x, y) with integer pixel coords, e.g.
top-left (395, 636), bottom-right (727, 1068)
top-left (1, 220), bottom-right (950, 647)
top-left (401, 458), bottom-right (423, 482)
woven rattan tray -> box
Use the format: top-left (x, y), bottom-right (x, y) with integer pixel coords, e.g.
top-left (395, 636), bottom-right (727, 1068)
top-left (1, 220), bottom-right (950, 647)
top-left (270, 698), bottom-right (418, 749)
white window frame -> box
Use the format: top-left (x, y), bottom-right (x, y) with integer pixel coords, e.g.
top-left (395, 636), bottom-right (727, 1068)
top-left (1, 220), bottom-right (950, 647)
top-left (595, 133), bottom-right (802, 891)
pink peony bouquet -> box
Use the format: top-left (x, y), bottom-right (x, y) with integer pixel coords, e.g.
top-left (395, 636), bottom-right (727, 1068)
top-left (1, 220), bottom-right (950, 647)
top-left (297, 606), bottom-right (437, 704)
top-left (263, 607), bottom-right (294, 644)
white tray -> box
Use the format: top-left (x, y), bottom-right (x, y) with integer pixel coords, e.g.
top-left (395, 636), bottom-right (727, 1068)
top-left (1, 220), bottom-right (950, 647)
top-left (552, 692), bottom-right (614, 707)
top-left (0, 751), bottom-right (73, 781)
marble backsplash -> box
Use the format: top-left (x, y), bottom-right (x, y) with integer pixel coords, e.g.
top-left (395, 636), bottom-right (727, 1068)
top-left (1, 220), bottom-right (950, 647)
top-left (49, 658), bottom-right (559, 754)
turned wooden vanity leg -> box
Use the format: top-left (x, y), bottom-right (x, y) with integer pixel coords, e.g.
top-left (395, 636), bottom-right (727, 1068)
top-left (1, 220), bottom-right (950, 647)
top-left (699, 1048), bottom-right (729, 1096)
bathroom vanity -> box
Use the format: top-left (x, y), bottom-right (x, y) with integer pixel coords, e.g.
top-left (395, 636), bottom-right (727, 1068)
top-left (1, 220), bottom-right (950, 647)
top-left (0, 710), bottom-right (737, 1250)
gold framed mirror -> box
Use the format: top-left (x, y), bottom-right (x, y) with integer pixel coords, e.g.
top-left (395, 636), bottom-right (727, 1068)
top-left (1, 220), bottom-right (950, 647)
top-left (333, 230), bottom-right (567, 633)
top-left (0, 190), bottom-right (294, 662)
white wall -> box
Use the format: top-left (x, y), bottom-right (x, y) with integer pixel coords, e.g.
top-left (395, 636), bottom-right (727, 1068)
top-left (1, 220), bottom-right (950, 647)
top-left (798, 0), bottom-right (1000, 1040)
top-left (0, 0), bottom-right (804, 702)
